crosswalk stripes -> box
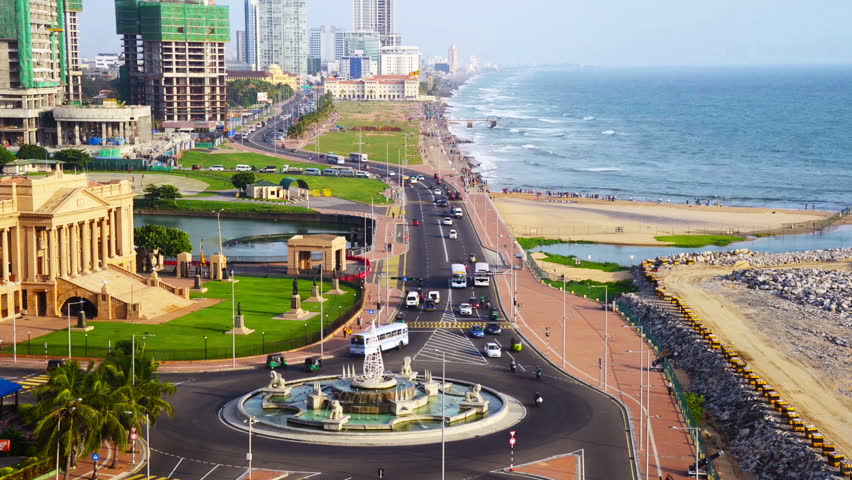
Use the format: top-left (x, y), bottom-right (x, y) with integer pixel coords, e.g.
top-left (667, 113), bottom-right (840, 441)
top-left (412, 328), bottom-right (489, 365)
top-left (2, 373), bottom-right (49, 399)
top-left (407, 321), bottom-right (514, 329)
top-left (124, 475), bottom-right (180, 480)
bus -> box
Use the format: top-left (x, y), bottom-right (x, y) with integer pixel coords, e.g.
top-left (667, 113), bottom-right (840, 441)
top-left (349, 323), bottom-right (409, 355)
top-left (474, 262), bottom-right (491, 287)
top-left (451, 263), bottom-right (468, 288)
top-left (327, 153), bottom-right (345, 165)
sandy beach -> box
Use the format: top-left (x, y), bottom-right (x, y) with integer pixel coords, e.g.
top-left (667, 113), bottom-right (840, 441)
top-left (492, 193), bottom-right (833, 246)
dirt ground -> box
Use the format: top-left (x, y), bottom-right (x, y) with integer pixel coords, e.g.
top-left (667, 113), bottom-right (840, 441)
top-left (658, 262), bottom-right (852, 456)
top-left (493, 195), bottom-right (831, 245)
top-left (529, 252), bottom-right (632, 282)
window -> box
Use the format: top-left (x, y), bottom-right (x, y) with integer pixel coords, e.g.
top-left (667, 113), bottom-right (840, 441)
top-left (177, 27), bottom-right (184, 33)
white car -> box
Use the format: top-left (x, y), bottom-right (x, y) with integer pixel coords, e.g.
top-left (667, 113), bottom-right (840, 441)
top-left (442, 217), bottom-right (453, 226)
top-left (208, 165), bottom-right (224, 171)
top-left (483, 342), bottom-right (502, 358)
top-left (433, 188), bottom-right (442, 196)
top-left (448, 229), bottom-right (458, 239)
top-left (458, 303), bottom-right (473, 316)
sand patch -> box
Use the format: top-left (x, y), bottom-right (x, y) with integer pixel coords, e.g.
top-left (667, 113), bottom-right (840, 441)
top-left (530, 252), bottom-right (632, 282)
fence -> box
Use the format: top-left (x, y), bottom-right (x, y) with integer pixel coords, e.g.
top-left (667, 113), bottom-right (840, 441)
top-left (617, 301), bottom-right (721, 480)
top-left (525, 251), bottom-right (553, 282)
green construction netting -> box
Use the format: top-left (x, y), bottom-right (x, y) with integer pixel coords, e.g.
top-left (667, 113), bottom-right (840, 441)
top-left (138, 2), bottom-right (229, 43)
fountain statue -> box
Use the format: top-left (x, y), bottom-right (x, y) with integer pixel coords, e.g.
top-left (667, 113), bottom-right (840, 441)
top-left (328, 400), bottom-right (345, 421)
top-left (464, 384), bottom-right (483, 403)
top-left (400, 356), bottom-right (418, 380)
top-left (268, 370), bottom-right (287, 391)
top-left (350, 322), bottom-right (397, 389)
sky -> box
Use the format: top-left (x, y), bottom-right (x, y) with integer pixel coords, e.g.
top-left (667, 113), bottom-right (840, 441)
top-left (80, 0), bottom-right (852, 66)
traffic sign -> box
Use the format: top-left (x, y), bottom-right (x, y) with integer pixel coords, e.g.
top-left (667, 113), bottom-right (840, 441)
top-left (369, 309), bottom-right (375, 315)
top-left (509, 437), bottom-right (516, 446)
top-left (0, 440), bottom-right (10, 452)
top-left (402, 276), bottom-right (408, 282)
top-left (91, 453), bottom-right (100, 462)
top-left (130, 427), bottom-right (137, 434)
top-left (130, 433), bottom-right (138, 441)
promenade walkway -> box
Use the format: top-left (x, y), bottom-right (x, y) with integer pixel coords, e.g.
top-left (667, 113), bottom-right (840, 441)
top-left (415, 117), bottom-right (697, 480)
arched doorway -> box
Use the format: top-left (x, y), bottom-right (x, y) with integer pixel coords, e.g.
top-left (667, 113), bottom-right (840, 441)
top-left (61, 296), bottom-right (98, 319)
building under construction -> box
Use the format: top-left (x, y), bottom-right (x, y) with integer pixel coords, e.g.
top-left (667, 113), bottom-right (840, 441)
top-left (0, 0), bottom-right (83, 145)
top-left (115, 0), bottom-right (230, 126)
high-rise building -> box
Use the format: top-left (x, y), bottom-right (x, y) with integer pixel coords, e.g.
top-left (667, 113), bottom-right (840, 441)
top-left (340, 56), bottom-right (372, 80)
top-left (236, 30), bottom-right (246, 62)
top-left (64, 0), bottom-right (84, 104)
top-left (244, 0), bottom-right (259, 68)
top-left (247, 0), bottom-right (306, 77)
top-left (0, 0), bottom-right (79, 144)
top-left (379, 46), bottom-right (420, 76)
top-left (344, 31), bottom-right (381, 63)
top-left (309, 25), bottom-right (341, 67)
top-left (353, 0), bottom-right (399, 47)
top-left (115, 0), bottom-right (230, 124)
top-left (334, 31), bottom-right (346, 61)
top-left (448, 44), bottom-right (458, 73)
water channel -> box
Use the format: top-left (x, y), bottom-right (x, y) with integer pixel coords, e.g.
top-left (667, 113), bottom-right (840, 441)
top-left (135, 215), bottom-right (353, 258)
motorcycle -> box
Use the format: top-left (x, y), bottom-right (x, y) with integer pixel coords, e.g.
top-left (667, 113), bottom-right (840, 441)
top-left (535, 366), bottom-right (542, 381)
top-left (534, 392), bottom-right (543, 407)
top-left (509, 360), bottom-right (517, 374)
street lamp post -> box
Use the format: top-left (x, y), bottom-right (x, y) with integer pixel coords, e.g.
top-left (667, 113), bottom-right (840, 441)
top-left (245, 416), bottom-right (258, 480)
top-left (125, 412), bottom-right (151, 480)
top-left (231, 270), bottom-right (236, 368)
top-left (55, 400), bottom-right (81, 480)
top-left (213, 209), bottom-right (225, 254)
top-left (625, 342), bottom-right (646, 449)
top-left (131, 332), bottom-right (154, 387)
top-left (590, 285), bottom-right (609, 390)
top-left (66, 299), bottom-right (86, 359)
top-left (204, 336), bottom-right (208, 360)
top-left (670, 426), bottom-right (701, 480)
top-left (562, 274), bottom-right (567, 370)
top-left (319, 253), bottom-right (324, 360)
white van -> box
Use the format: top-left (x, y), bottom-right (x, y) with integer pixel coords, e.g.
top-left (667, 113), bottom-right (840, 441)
top-left (451, 207), bottom-right (463, 218)
top-left (322, 168), bottom-right (339, 176)
top-left (304, 168), bottom-right (321, 175)
top-left (405, 291), bottom-right (420, 307)
top-left (339, 169), bottom-right (356, 177)
top-left (235, 164), bottom-right (252, 172)
top-left (355, 171), bottom-right (369, 178)
top-left (427, 291), bottom-right (440, 304)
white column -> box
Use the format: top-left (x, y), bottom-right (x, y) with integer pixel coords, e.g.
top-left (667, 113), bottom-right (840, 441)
top-left (1, 228), bottom-right (8, 283)
top-left (48, 227), bottom-right (57, 280)
top-left (90, 220), bottom-right (99, 270)
top-left (71, 223), bottom-right (79, 276)
top-left (100, 218), bottom-right (108, 269)
top-left (59, 226), bottom-right (67, 278)
top-left (26, 227), bottom-right (36, 281)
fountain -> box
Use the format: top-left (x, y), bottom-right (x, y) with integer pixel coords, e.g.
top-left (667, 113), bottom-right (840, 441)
top-left (226, 322), bottom-right (523, 444)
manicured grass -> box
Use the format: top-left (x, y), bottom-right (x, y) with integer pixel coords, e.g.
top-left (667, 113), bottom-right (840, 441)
top-left (537, 252), bottom-right (629, 272)
top-left (304, 101), bottom-right (423, 165)
top-left (544, 279), bottom-right (637, 300)
top-left (654, 234), bottom-right (746, 248)
top-left (36, 277), bottom-right (359, 360)
top-left (140, 199), bottom-right (316, 215)
top-left (517, 237), bottom-right (596, 250)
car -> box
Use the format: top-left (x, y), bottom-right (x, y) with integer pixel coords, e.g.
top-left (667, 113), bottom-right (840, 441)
top-left (469, 324), bottom-right (485, 338)
top-left (483, 342), bottom-right (502, 358)
top-left (427, 290), bottom-right (440, 304)
top-left (191, 164), bottom-right (201, 170)
top-left (260, 166), bottom-right (277, 173)
top-left (416, 175), bottom-right (425, 181)
top-left (412, 219), bottom-right (420, 226)
top-left (423, 300), bottom-right (437, 312)
top-left (437, 199), bottom-right (449, 207)
top-left (433, 188), bottom-right (442, 196)
top-left (458, 303), bottom-right (473, 316)
top-left (442, 217), bottom-right (453, 226)
top-left (355, 171), bottom-right (370, 178)
top-left (448, 229), bottom-right (458, 239)
top-left (405, 291), bottom-right (420, 307)
top-left (469, 296), bottom-right (481, 309)
top-left (485, 322), bottom-right (502, 335)
top-left (208, 165), bottom-right (225, 171)
top-left (489, 308), bottom-right (501, 321)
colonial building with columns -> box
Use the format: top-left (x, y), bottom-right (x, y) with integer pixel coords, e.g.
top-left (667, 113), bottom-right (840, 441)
top-left (0, 169), bottom-right (189, 321)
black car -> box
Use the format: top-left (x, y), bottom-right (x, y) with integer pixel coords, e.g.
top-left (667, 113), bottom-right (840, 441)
top-left (437, 199), bottom-right (449, 207)
top-left (424, 300), bottom-right (437, 312)
top-left (485, 322), bottom-right (502, 335)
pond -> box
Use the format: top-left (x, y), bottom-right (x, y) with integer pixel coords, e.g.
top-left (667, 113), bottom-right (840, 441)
top-left (534, 225), bottom-right (852, 266)
top-left (135, 215), bottom-right (353, 258)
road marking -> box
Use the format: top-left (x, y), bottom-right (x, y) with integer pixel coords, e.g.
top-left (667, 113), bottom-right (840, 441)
top-left (167, 458), bottom-right (184, 478)
top-left (199, 464), bottom-right (220, 480)
top-left (412, 329), bottom-right (489, 365)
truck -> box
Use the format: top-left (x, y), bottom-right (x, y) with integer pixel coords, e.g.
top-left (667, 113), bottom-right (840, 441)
top-left (473, 262), bottom-right (490, 287)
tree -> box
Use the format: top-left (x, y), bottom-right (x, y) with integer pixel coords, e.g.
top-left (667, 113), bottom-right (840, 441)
top-left (231, 172), bottom-right (256, 193)
top-left (16, 144), bottom-right (48, 160)
top-left (142, 184), bottom-right (162, 207)
top-left (142, 184), bottom-right (182, 208)
top-left (0, 146), bottom-right (15, 165)
top-left (157, 184), bottom-right (182, 207)
top-left (54, 149), bottom-right (92, 170)
top-left (134, 224), bottom-right (192, 258)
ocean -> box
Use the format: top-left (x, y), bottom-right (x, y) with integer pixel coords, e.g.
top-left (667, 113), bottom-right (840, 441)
top-left (446, 66), bottom-right (852, 211)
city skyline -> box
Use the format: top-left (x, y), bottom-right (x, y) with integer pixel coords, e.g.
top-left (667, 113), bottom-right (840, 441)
top-left (75, 0), bottom-right (852, 66)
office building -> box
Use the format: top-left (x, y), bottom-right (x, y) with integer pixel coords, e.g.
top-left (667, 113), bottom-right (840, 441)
top-left (352, 0), bottom-right (376, 31)
top-left (379, 46), bottom-right (420, 76)
top-left (247, 0), bottom-right (307, 77)
top-left (244, 0), bottom-right (259, 68)
top-left (0, 0), bottom-right (83, 144)
top-left (310, 25), bottom-right (341, 66)
top-left (95, 53), bottom-right (122, 70)
top-left (324, 75), bottom-right (418, 101)
top-left (448, 44), bottom-right (458, 73)
top-left (340, 56), bottom-right (372, 80)
top-left (236, 30), bottom-right (246, 62)
top-left (307, 57), bottom-right (322, 76)
top-left (334, 31), bottom-right (346, 60)
top-left (344, 31), bottom-right (381, 63)
top-left (353, 0), bottom-right (398, 47)
top-left (115, 0), bottom-right (230, 125)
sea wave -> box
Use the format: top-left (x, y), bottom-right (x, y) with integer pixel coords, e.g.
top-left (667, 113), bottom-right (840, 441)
top-left (583, 116), bottom-right (597, 121)
top-left (522, 144), bottom-right (538, 149)
top-left (575, 167), bottom-right (622, 172)
top-left (601, 129), bottom-right (617, 135)
top-left (509, 128), bottom-right (522, 133)
top-left (538, 118), bottom-right (563, 124)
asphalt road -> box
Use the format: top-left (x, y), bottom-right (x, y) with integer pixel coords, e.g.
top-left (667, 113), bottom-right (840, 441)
top-left (141, 181), bottom-right (634, 480)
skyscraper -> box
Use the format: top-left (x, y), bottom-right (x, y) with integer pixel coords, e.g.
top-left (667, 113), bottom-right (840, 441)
top-left (0, 0), bottom-right (81, 144)
top-left (236, 30), bottom-right (246, 62)
top-left (247, 0), bottom-right (307, 77)
top-left (352, 0), bottom-right (376, 31)
top-left (344, 31), bottom-right (381, 64)
top-left (448, 44), bottom-right (458, 73)
top-left (353, 0), bottom-right (399, 47)
top-left (115, 0), bottom-right (230, 124)
top-left (64, 0), bottom-right (84, 104)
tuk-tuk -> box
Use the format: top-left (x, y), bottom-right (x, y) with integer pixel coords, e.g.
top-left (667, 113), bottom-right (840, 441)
top-left (47, 359), bottom-right (66, 371)
top-left (469, 296), bottom-right (481, 309)
top-left (511, 338), bottom-right (523, 352)
top-left (304, 357), bottom-right (322, 372)
top-left (490, 308), bottom-right (501, 321)
top-left (396, 311), bottom-right (406, 323)
top-left (266, 353), bottom-right (287, 369)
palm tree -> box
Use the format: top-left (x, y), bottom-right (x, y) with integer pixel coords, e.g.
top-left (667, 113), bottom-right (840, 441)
top-left (85, 368), bottom-right (132, 468)
top-left (102, 342), bottom-right (176, 423)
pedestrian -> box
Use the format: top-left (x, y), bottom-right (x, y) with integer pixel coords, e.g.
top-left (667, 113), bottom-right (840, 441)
top-left (358, 315), bottom-right (363, 327)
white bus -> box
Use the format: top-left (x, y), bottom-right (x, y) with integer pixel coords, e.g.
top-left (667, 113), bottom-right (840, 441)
top-left (474, 262), bottom-right (491, 287)
top-left (349, 323), bottom-right (409, 355)
top-left (451, 263), bottom-right (468, 288)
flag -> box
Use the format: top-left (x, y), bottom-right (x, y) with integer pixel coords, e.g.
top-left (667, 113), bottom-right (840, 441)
top-left (200, 239), bottom-right (207, 266)
top-left (409, 70), bottom-right (419, 77)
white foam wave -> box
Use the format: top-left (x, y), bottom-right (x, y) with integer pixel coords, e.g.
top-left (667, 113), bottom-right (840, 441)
top-left (601, 129), bottom-right (617, 135)
top-left (583, 116), bottom-right (597, 121)
top-left (509, 128), bottom-right (522, 133)
top-left (538, 118), bottom-right (562, 124)
top-left (522, 144), bottom-right (538, 149)
top-left (577, 167), bottom-right (621, 172)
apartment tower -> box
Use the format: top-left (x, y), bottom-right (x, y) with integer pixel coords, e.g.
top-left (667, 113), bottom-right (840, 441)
top-left (244, 0), bottom-right (306, 77)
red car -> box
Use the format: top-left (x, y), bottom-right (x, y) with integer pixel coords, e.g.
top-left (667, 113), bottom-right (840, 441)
top-left (412, 219), bottom-right (419, 226)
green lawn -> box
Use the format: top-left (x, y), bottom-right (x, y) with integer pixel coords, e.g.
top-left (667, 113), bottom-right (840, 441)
top-left (543, 279), bottom-right (637, 300)
top-left (141, 199), bottom-right (316, 215)
top-left (304, 101), bottom-right (423, 165)
top-left (536, 252), bottom-right (629, 272)
top-left (517, 237), bottom-right (596, 250)
top-left (35, 277), bottom-right (360, 361)
top-left (654, 234), bottom-right (746, 248)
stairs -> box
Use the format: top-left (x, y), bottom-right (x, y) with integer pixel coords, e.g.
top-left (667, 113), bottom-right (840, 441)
top-left (67, 269), bottom-right (193, 320)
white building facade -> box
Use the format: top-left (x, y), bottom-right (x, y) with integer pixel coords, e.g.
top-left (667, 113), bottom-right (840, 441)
top-left (324, 75), bottom-right (419, 101)
top-left (379, 46), bottom-right (420, 76)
